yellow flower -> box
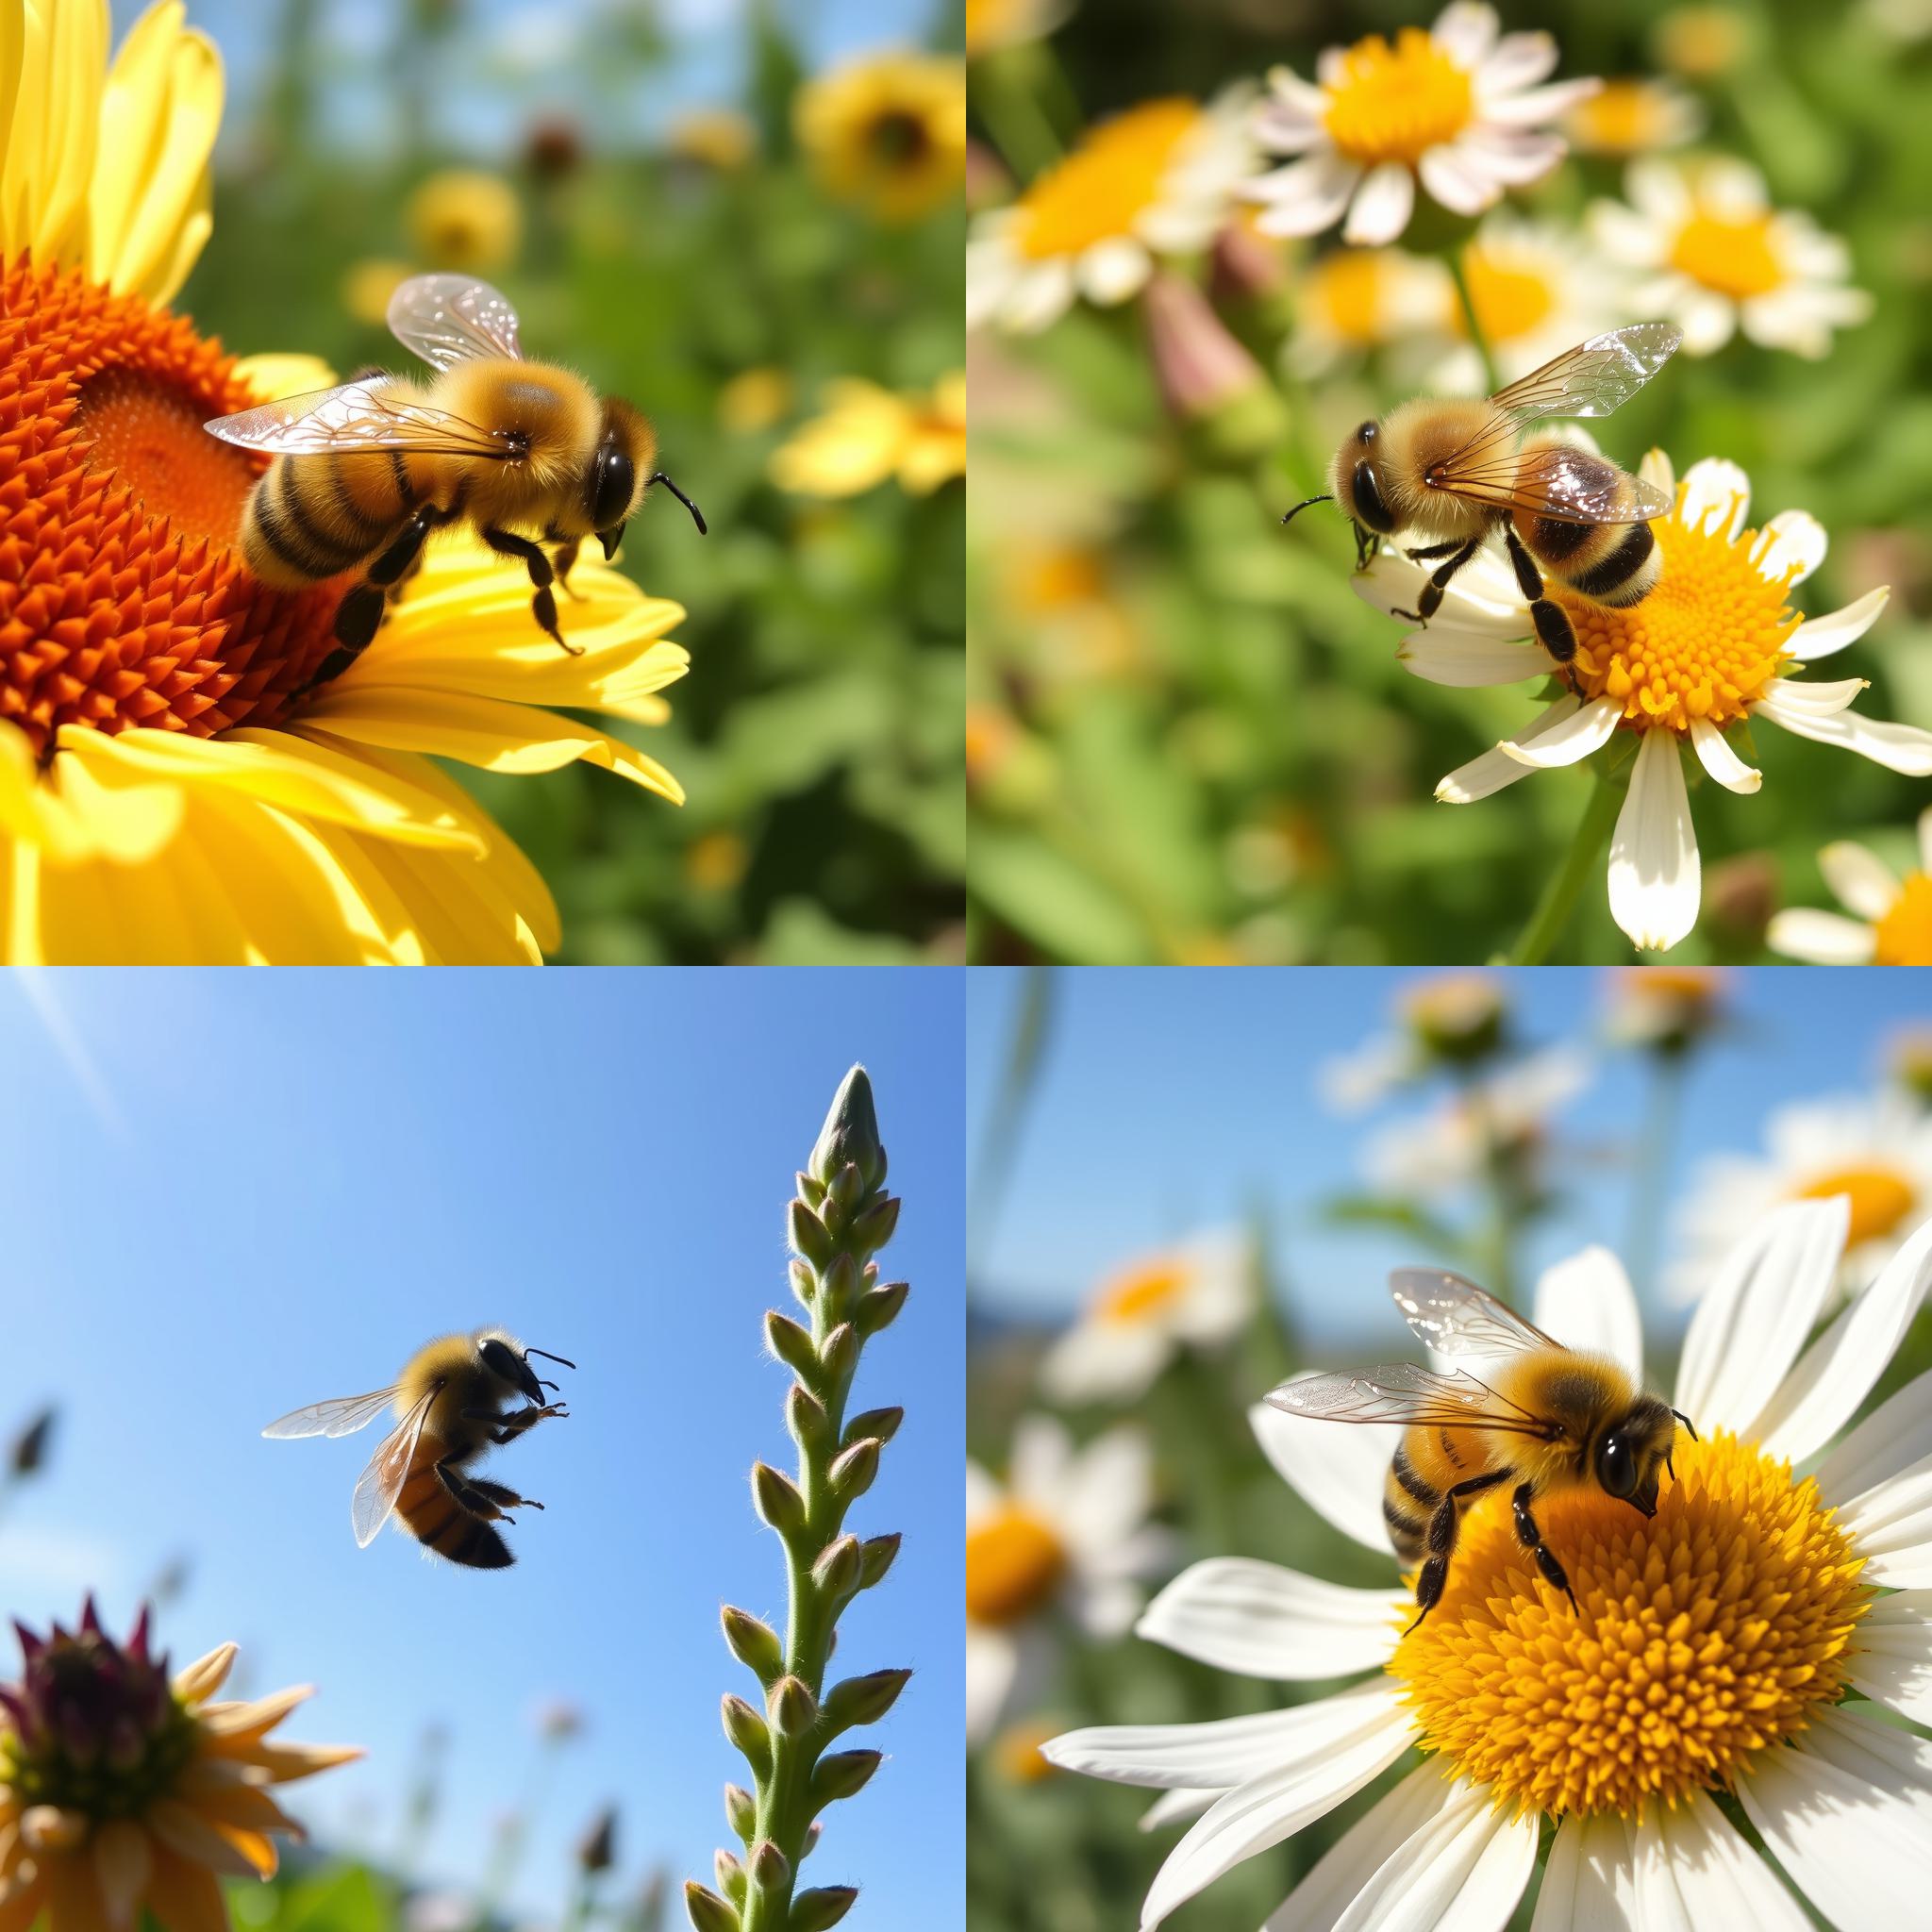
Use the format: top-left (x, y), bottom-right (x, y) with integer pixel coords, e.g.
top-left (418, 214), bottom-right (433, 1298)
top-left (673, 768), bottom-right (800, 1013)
top-left (1565, 75), bottom-right (1704, 156)
top-left (1769, 808), bottom-right (1932, 965)
top-left (405, 166), bottom-right (522, 273)
top-left (0, 1599), bottom-right (360, 1932)
top-left (0, 0), bottom-right (691, 962)
top-left (770, 374), bottom-right (964, 498)
top-left (339, 257), bottom-right (412, 327)
top-left (716, 366), bottom-right (795, 434)
top-left (664, 108), bottom-right (757, 172)
top-left (794, 50), bottom-right (965, 223)
top-left (965, 0), bottom-right (1072, 59)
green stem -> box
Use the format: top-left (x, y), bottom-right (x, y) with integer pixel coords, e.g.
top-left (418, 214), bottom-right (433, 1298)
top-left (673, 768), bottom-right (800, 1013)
top-left (1509, 765), bottom-right (1624, 965)
top-left (1446, 245), bottom-right (1500, 394)
top-left (970, 50), bottom-right (1063, 181)
top-left (1624, 1056), bottom-right (1685, 1306)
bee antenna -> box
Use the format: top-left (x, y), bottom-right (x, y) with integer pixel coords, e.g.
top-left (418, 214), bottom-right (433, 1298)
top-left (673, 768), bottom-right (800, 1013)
top-left (1280, 493), bottom-right (1333, 526)
top-left (536, 1378), bottom-right (559, 1391)
top-left (1672, 1408), bottom-right (1698, 1441)
top-left (650, 471), bottom-right (708, 536)
top-left (525, 1348), bottom-right (576, 1371)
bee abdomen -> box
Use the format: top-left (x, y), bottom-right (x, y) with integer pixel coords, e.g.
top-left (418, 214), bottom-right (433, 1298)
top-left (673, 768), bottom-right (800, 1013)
top-left (1383, 1442), bottom-right (1439, 1564)
top-left (1563, 519), bottom-right (1659, 607)
top-left (240, 455), bottom-right (398, 587)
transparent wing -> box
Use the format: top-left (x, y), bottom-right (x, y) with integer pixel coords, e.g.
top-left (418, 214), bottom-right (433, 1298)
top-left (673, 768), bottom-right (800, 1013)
top-left (1428, 442), bottom-right (1674, 526)
top-left (1265, 1363), bottom-right (1547, 1432)
top-left (261, 1387), bottom-right (402, 1441)
top-left (205, 379), bottom-right (516, 460)
top-left (1488, 324), bottom-right (1682, 425)
top-left (1390, 1268), bottom-right (1559, 1359)
top-left (350, 1386), bottom-right (438, 1548)
top-left (387, 274), bottom-right (524, 370)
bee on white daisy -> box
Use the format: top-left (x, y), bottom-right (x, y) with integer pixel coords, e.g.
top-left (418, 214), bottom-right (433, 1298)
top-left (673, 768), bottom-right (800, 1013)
top-left (1667, 1090), bottom-right (1932, 1307)
top-left (966, 1417), bottom-right (1167, 1743)
top-left (1247, 3), bottom-right (1599, 248)
top-left (1283, 246), bottom-right (1450, 381)
top-left (1768, 807), bottom-right (1932, 965)
top-left (1045, 1202), bottom-right (1932, 1932)
top-left (966, 91), bottom-right (1258, 335)
top-left (1589, 158), bottom-right (1874, 358)
top-left (1038, 1231), bottom-right (1257, 1407)
top-left (1358, 449), bottom-right (1932, 953)
top-left (1564, 75), bottom-right (1705, 156)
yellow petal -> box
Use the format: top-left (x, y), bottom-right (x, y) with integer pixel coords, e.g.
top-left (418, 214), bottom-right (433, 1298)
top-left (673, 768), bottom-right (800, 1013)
top-left (143, 1843), bottom-right (225, 1932)
top-left (196, 1684), bottom-right (312, 1746)
top-left (233, 353), bottom-right (337, 404)
top-left (143, 1800), bottom-right (259, 1879)
top-left (241, 1741), bottom-right (367, 1786)
top-left (308, 820), bottom-right (539, 965)
top-left (171, 1643), bottom-right (238, 1706)
top-left (105, 23), bottom-right (221, 301)
top-left (207, 1820), bottom-right (279, 1880)
top-left (84, 0), bottom-right (181, 282)
top-left (91, 1820), bottom-right (152, 1932)
top-left (11, 0), bottom-right (108, 268)
top-left (298, 691), bottom-right (685, 802)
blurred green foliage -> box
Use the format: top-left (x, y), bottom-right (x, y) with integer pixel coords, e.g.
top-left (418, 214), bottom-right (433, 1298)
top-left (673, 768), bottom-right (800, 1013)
top-left (968, 0), bottom-right (1932, 964)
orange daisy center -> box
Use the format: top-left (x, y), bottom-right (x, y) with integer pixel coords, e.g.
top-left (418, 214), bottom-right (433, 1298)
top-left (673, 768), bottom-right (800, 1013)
top-left (1669, 209), bottom-right (1785, 301)
top-left (966, 1505), bottom-right (1068, 1625)
top-left (1873, 873), bottom-right (1932, 967)
top-left (1324, 28), bottom-right (1474, 167)
top-left (1457, 242), bottom-right (1557, 344)
top-left (1093, 1260), bottom-right (1191, 1324)
top-left (1011, 99), bottom-right (1199, 260)
top-left (1792, 1162), bottom-right (1918, 1245)
top-left (0, 255), bottom-right (344, 759)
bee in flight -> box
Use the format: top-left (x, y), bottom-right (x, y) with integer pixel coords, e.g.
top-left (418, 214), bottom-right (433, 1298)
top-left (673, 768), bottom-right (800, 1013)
top-left (1282, 323), bottom-right (1683, 671)
top-left (1267, 1269), bottom-right (1695, 1633)
top-left (205, 274), bottom-right (707, 692)
top-left (262, 1329), bottom-right (575, 1569)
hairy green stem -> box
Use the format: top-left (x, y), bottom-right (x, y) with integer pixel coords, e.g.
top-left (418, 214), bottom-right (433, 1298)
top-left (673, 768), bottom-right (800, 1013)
top-left (1509, 765), bottom-right (1624, 965)
top-left (1446, 245), bottom-right (1500, 394)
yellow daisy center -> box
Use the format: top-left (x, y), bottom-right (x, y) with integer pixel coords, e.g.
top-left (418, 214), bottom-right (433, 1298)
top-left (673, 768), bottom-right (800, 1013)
top-left (1791, 1163), bottom-right (1918, 1245)
top-left (1561, 490), bottom-right (1801, 733)
top-left (1310, 249), bottom-right (1394, 342)
top-left (1574, 80), bottom-right (1669, 154)
top-left (1457, 243), bottom-right (1558, 344)
top-left (967, 1505), bottom-right (1069, 1625)
top-left (1324, 29), bottom-right (1474, 167)
top-left (1094, 1260), bottom-right (1191, 1324)
top-left (1391, 1434), bottom-right (1866, 1817)
top-left (1873, 873), bottom-right (1932, 967)
top-left (990, 1717), bottom-right (1064, 1783)
top-left (1012, 99), bottom-right (1200, 259)
top-left (1669, 209), bottom-right (1786, 300)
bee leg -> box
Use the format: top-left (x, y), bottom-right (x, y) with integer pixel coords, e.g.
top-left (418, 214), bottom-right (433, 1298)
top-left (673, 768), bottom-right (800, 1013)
top-left (296, 505), bottom-right (440, 695)
top-left (1392, 536), bottom-right (1482, 626)
top-left (481, 525), bottom-right (585, 657)
top-left (464, 1401), bottom-right (569, 1443)
top-left (1502, 525), bottom-right (1582, 691)
top-left (1404, 539), bottom-right (1468, 562)
top-left (1404, 1467), bottom-right (1513, 1635)
top-left (1512, 1482), bottom-right (1580, 1616)
top-left (437, 1462), bottom-right (525, 1524)
top-left (469, 1477), bottom-right (544, 1515)
top-left (551, 538), bottom-right (586, 601)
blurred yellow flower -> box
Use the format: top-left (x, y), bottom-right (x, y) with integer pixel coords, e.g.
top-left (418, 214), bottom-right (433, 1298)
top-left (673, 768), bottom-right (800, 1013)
top-left (794, 50), bottom-right (965, 222)
top-left (965, 0), bottom-right (1072, 59)
top-left (716, 365), bottom-right (795, 434)
top-left (0, 0), bottom-right (691, 961)
top-left (1283, 245), bottom-right (1447, 378)
top-left (406, 167), bottom-right (522, 272)
top-left (1565, 75), bottom-right (1704, 156)
top-left (340, 256), bottom-right (412, 327)
top-left (771, 374), bottom-right (964, 498)
top-left (0, 1599), bottom-right (360, 1932)
top-left (1652, 5), bottom-right (1755, 77)
top-left (664, 107), bottom-right (757, 172)
top-left (988, 1718), bottom-right (1065, 1784)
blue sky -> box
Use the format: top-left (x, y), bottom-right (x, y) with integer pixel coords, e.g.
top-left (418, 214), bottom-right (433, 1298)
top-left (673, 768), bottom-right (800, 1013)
top-left (968, 969), bottom-right (1932, 1347)
top-left (0, 969), bottom-right (961, 1925)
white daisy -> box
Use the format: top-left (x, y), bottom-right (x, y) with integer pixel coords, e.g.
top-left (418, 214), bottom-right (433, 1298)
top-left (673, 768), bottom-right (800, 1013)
top-left (1770, 808), bottom-right (1932, 966)
top-left (1358, 448), bottom-right (1931, 953)
top-left (966, 1417), bottom-right (1166, 1743)
top-left (1039, 1230), bottom-right (1257, 1407)
top-left (967, 91), bottom-right (1257, 335)
top-left (1589, 158), bottom-right (1873, 358)
top-left (1564, 75), bottom-right (1705, 156)
top-left (1045, 1202), bottom-right (1932, 1932)
top-left (1668, 1089), bottom-right (1932, 1308)
top-left (1318, 973), bottom-right (1511, 1112)
top-left (1247, 3), bottom-right (1598, 248)
top-left (1601, 964), bottom-right (1729, 1053)
top-left (1283, 246), bottom-right (1449, 381)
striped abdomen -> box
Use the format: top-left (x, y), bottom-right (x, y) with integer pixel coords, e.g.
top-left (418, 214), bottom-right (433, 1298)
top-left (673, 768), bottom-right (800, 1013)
top-left (241, 444), bottom-right (425, 590)
top-left (1513, 445), bottom-right (1662, 611)
top-left (395, 1439), bottom-right (512, 1569)
top-left (1382, 1425), bottom-right (1500, 1564)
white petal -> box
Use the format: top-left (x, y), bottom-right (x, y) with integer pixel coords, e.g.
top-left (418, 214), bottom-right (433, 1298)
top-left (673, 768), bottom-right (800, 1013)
top-left (1734, 1707), bottom-right (1932, 1932)
top-left (1076, 237), bottom-right (1152, 306)
top-left (1250, 1396), bottom-right (1399, 1554)
top-left (1626, 159), bottom-right (1691, 225)
top-left (1437, 743), bottom-right (1539, 802)
top-left (1040, 1321), bottom-right (1170, 1406)
top-left (1754, 508), bottom-right (1827, 586)
top-left (1756, 695), bottom-right (1932, 775)
top-left (1818, 839), bottom-right (1901, 921)
top-left (1607, 729), bottom-right (1700, 952)
top-left (1590, 198), bottom-right (1666, 266)
top-left (1757, 675), bottom-right (1869, 717)
top-left (1689, 716), bottom-right (1760, 792)
top-left (1702, 156), bottom-right (1770, 216)
top-left (1676, 457), bottom-right (1752, 539)
top-left (965, 1625), bottom-right (1020, 1744)
top-left (1343, 162), bottom-right (1416, 246)
top-left (1250, 154), bottom-right (1362, 238)
top-left (1674, 287), bottom-right (1739, 356)
top-left (1530, 1812), bottom-right (1638, 1932)
top-left (966, 1459), bottom-right (999, 1522)
top-left (1141, 1788), bottom-right (1221, 1831)
top-left (1474, 30), bottom-right (1557, 93)
top-left (1260, 1763), bottom-right (1452, 1932)
top-left (1751, 1214), bottom-right (1932, 1462)
top-left (1418, 142), bottom-right (1497, 216)
top-left (1401, 634), bottom-right (1551, 686)
top-left (1842, 1591), bottom-right (1932, 1724)
top-left (1001, 256), bottom-right (1076, 334)
top-left (1501, 694), bottom-right (1620, 768)
top-left (1329, 1776), bottom-right (1537, 1932)
top-left (1831, 1451), bottom-right (1932, 1588)
top-left (1533, 1247), bottom-right (1643, 1378)
top-left (1138, 1688), bottom-right (1414, 1928)
top-left (1060, 1424), bottom-right (1158, 1555)
top-left (1264, 66), bottom-right (1331, 121)
top-left (1920, 803), bottom-right (1932, 874)
top-left (1765, 908), bottom-right (1876, 964)
top-left (1449, 127), bottom-right (1565, 185)
top-left (1639, 447), bottom-right (1675, 494)
top-left (1008, 1413), bottom-right (1074, 1505)
top-left (1644, 1791), bottom-right (1813, 1932)
top-left (1788, 585), bottom-right (1886, 658)
top-left (1254, 96), bottom-right (1327, 155)
top-left (1431, 1), bottom-right (1500, 68)
top-left (1673, 1197), bottom-right (1847, 1437)
top-left (1477, 78), bottom-right (1599, 128)
top-left (1137, 1558), bottom-right (1403, 1681)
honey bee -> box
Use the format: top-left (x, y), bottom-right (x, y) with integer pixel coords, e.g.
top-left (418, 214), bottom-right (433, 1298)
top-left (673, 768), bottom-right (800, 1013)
top-left (1268, 1269), bottom-right (1695, 1632)
top-left (1281, 324), bottom-right (1683, 668)
top-left (205, 274), bottom-right (707, 692)
top-left (262, 1329), bottom-right (575, 1569)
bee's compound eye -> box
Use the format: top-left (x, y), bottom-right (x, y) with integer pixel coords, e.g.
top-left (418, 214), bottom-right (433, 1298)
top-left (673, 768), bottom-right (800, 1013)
top-left (1351, 461), bottom-right (1394, 534)
top-left (1357, 420), bottom-right (1377, 443)
top-left (478, 1338), bottom-right (519, 1381)
top-left (1595, 1432), bottom-right (1637, 1499)
top-left (590, 441), bottom-right (635, 534)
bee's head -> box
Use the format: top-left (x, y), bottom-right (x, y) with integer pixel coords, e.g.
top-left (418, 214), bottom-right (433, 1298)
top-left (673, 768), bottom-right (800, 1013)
top-left (586, 397), bottom-right (706, 559)
top-left (475, 1331), bottom-right (577, 1404)
top-left (1593, 1395), bottom-right (1697, 1518)
top-left (1281, 418), bottom-right (1393, 569)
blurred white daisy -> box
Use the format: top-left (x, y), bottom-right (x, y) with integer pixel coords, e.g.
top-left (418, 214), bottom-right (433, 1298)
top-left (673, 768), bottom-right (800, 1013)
top-left (1318, 973), bottom-right (1510, 1111)
top-left (1283, 246), bottom-right (1449, 381)
top-left (1602, 964), bottom-right (1729, 1052)
top-left (967, 92), bottom-right (1257, 334)
top-left (1589, 158), bottom-right (1873, 358)
top-left (1668, 1090), bottom-right (1932, 1306)
top-left (1040, 1231), bottom-right (1257, 1406)
top-left (1769, 808), bottom-right (1932, 965)
top-left (1248, 3), bottom-right (1597, 247)
top-left (1046, 1203), bottom-right (1932, 1931)
top-left (1359, 449), bottom-right (1930, 953)
top-left (966, 1417), bottom-right (1166, 1742)
top-left (1564, 75), bottom-right (1705, 156)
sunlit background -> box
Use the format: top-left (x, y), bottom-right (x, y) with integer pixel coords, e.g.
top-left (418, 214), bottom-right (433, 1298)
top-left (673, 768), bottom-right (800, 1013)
top-left (1, 967), bottom-right (963, 1928)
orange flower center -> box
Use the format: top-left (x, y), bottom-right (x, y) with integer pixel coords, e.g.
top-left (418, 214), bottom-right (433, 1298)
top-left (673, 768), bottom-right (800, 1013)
top-left (1324, 28), bottom-right (1474, 167)
top-left (1791, 1163), bottom-right (1918, 1246)
top-left (966, 1505), bottom-right (1068, 1625)
top-left (1561, 485), bottom-right (1801, 733)
top-left (1457, 243), bottom-right (1557, 344)
top-left (0, 257), bottom-right (342, 758)
top-left (1573, 79), bottom-right (1670, 155)
top-left (1669, 209), bottom-right (1785, 301)
top-left (1873, 873), bottom-right (1932, 967)
top-left (1093, 1260), bottom-right (1191, 1324)
top-left (1011, 99), bottom-right (1199, 260)
top-left (1310, 249), bottom-right (1396, 342)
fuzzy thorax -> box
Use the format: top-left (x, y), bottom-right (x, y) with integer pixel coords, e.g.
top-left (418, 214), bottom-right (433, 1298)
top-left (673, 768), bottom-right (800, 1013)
top-left (397, 1327), bottom-right (524, 1462)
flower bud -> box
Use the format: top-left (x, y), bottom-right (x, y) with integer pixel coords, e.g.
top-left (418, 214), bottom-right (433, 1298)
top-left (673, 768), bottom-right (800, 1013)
top-left (1143, 271), bottom-right (1285, 461)
top-left (842, 1406), bottom-right (903, 1449)
top-left (826, 1161), bottom-right (865, 1214)
top-left (822, 1668), bottom-right (910, 1735)
top-left (747, 1839), bottom-right (791, 1893)
top-left (809, 1749), bottom-right (882, 1807)
top-left (811, 1534), bottom-right (864, 1599)
top-left (8, 1407), bottom-right (55, 1477)
top-left (788, 1258), bottom-right (816, 1309)
top-left (787, 1385), bottom-right (831, 1451)
top-left (720, 1606), bottom-right (784, 1685)
top-left (820, 1322), bottom-right (857, 1384)
top-left (575, 1804), bottom-right (617, 1875)
top-left (828, 1437), bottom-right (880, 1502)
top-left (683, 1882), bottom-right (740, 1932)
top-left (716, 1848), bottom-right (747, 1907)
top-left (788, 1199), bottom-right (834, 1270)
top-left (752, 1462), bottom-right (807, 1539)
top-left (820, 1251), bottom-right (860, 1321)
top-left (809, 1066), bottom-right (886, 1192)
top-left (721, 1695), bottom-right (771, 1774)
top-left (848, 1194), bottom-right (900, 1254)
top-left (791, 1887), bottom-right (858, 1931)
top-left (766, 1310), bottom-right (818, 1380)
top-left (768, 1674), bottom-right (818, 1738)
top-left (856, 1281), bottom-right (908, 1337)
top-left (724, 1783), bottom-right (756, 1841)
